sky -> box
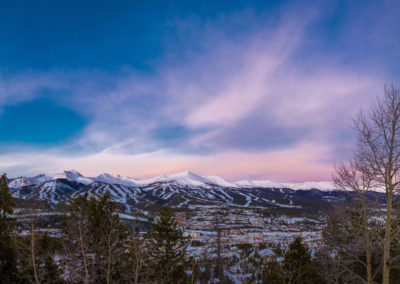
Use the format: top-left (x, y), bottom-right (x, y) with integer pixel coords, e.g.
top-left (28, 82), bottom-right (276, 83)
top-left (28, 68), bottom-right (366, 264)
top-left (0, 0), bottom-right (399, 181)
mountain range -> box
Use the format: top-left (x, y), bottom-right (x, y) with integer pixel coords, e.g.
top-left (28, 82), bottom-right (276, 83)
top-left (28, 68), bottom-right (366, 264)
top-left (8, 170), bottom-right (382, 212)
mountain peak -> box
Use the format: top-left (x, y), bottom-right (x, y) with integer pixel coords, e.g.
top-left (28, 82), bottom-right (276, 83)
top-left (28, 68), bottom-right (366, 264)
top-left (97, 172), bottom-right (115, 178)
top-left (205, 175), bottom-right (239, 188)
top-left (146, 170), bottom-right (209, 187)
top-left (64, 169), bottom-right (83, 177)
top-left (94, 173), bottom-right (138, 187)
top-left (9, 169), bottom-right (337, 191)
top-left (169, 170), bottom-right (200, 178)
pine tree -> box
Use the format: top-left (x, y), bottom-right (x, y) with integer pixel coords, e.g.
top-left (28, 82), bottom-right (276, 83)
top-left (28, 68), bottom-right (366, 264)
top-left (147, 206), bottom-right (188, 283)
top-left (88, 191), bottom-right (127, 284)
top-left (282, 237), bottom-right (320, 284)
top-left (62, 191), bottom-right (128, 283)
top-left (61, 192), bottom-right (92, 283)
top-left (121, 230), bottom-right (150, 284)
top-left (18, 232), bottom-right (63, 284)
top-left (36, 233), bottom-right (63, 283)
top-left (262, 257), bottom-right (285, 284)
top-left (0, 173), bottom-right (18, 283)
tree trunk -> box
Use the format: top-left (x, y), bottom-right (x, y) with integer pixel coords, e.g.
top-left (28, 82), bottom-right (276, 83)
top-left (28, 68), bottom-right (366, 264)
top-left (382, 190), bottom-right (392, 284)
top-left (31, 221), bottom-right (40, 284)
top-left (363, 202), bottom-right (373, 284)
top-left (106, 233), bottom-right (112, 284)
top-left (135, 254), bottom-right (139, 284)
top-left (78, 221), bottom-right (89, 284)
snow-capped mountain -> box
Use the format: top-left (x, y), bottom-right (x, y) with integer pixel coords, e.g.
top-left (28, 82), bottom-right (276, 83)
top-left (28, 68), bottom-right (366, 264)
top-left (9, 170), bottom-right (337, 190)
top-left (51, 170), bottom-right (93, 185)
top-left (235, 180), bottom-right (336, 191)
top-left (93, 173), bottom-right (139, 187)
top-left (134, 171), bottom-right (239, 188)
top-left (8, 174), bottom-right (53, 188)
top-left (9, 169), bottom-right (381, 212)
top-left (8, 170), bottom-right (92, 188)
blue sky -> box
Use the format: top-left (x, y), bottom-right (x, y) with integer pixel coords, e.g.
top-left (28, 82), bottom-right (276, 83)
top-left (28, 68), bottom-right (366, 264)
top-left (0, 0), bottom-right (399, 181)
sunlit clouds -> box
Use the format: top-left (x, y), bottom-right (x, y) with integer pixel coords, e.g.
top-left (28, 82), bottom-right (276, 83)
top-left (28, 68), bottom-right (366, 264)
top-left (0, 1), bottom-right (398, 180)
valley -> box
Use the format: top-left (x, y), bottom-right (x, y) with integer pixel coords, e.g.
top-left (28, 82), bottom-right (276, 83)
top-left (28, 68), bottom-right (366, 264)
top-left (8, 170), bottom-right (384, 257)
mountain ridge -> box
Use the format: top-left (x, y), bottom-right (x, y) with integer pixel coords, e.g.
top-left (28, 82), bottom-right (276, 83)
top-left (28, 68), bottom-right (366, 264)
top-left (8, 169), bottom-right (336, 191)
top-left (8, 169), bottom-right (386, 212)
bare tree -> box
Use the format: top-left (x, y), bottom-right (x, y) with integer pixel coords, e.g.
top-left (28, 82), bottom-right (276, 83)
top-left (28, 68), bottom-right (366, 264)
top-left (61, 193), bottom-right (92, 284)
top-left (88, 191), bottom-right (126, 284)
top-left (15, 210), bottom-right (40, 284)
top-left (16, 209), bottom-right (62, 284)
top-left (334, 85), bottom-right (400, 284)
top-left (332, 157), bottom-right (382, 283)
top-left (126, 231), bottom-right (147, 284)
top-left (119, 224), bottom-right (151, 284)
top-left (62, 192), bottom-right (127, 283)
top-left (322, 203), bottom-right (382, 284)
top-left (30, 218), bottom-right (40, 284)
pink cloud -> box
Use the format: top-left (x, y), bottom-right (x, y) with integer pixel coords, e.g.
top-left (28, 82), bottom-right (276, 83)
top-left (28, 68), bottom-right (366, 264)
top-left (0, 142), bottom-right (334, 182)
top-left (0, 5), bottom-right (389, 182)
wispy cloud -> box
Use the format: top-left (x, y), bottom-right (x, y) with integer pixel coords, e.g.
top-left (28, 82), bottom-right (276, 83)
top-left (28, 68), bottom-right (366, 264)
top-left (0, 141), bottom-right (333, 182)
top-left (0, 1), bottom-right (394, 180)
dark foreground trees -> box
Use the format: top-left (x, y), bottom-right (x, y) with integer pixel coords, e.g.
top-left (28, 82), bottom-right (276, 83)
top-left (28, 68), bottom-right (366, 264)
top-left (0, 179), bottom-right (191, 284)
top-left (17, 231), bottom-right (62, 284)
top-left (319, 204), bottom-right (383, 283)
top-left (0, 174), bottom-right (62, 283)
top-left (88, 191), bottom-right (127, 283)
top-left (330, 85), bottom-right (400, 284)
top-left (62, 191), bottom-right (127, 283)
top-left (147, 205), bottom-right (188, 283)
top-left (262, 237), bottom-right (322, 284)
top-left (0, 174), bottom-right (18, 283)
top-left (61, 192), bottom-right (92, 283)
top-left (62, 196), bottom-right (188, 283)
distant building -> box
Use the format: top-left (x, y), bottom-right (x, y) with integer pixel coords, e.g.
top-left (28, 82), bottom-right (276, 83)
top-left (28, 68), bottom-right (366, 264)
top-left (184, 232), bottom-right (200, 239)
top-left (174, 216), bottom-right (187, 227)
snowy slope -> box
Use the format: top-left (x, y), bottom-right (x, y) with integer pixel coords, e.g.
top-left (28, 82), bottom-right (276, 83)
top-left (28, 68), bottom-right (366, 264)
top-left (92, 171), bottom-right (213, 187)
top-left (9, 170), bottom-right (93, 188)
top-left (93, 173), bottom-right (139, 187)
top-left (8, 174), bottom-right (53, 188)
top-left (206, 176), bottom-right (239, 188)
top-left (9, 170), bottom-right (384, 210)
top-left (9, 170), bottom-right (337, 190)
top-left (235, 180), bottom-right (336, 191)
top-left (133, 171), bottom-right (209, 187)
top-left (283, 181), bottom-right (336, 191)
top-left (235, 180), bottom-right (286, 189)
top-left (51, 170), bottom-right (93, 185)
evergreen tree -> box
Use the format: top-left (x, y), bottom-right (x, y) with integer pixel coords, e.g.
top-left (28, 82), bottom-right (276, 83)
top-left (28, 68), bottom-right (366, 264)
top-left (62, 191), bottom-right (127, 283)
top-left (282, 237), bottom-right (321, 284)
top-left (17, 232), bottom-right (63, 284)
top-left (88, 191), bottom-right (127, 284)
top-left (61, 192), bottom-right (92, 284)
top-left (262, 257), bottom-right (285, 284)
top-left (0, 173), bottom-right (18, 283)
top-left (121, 230), bottom-right (150, 284)
top-left (147, 206), bottom-right (188, 283)
top-left (36, 233), bottom-right (62, 283)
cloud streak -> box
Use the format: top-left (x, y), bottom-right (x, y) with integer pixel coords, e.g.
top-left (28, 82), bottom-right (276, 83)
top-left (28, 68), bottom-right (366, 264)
top-left (0, 1), bottom-right (394, 181)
